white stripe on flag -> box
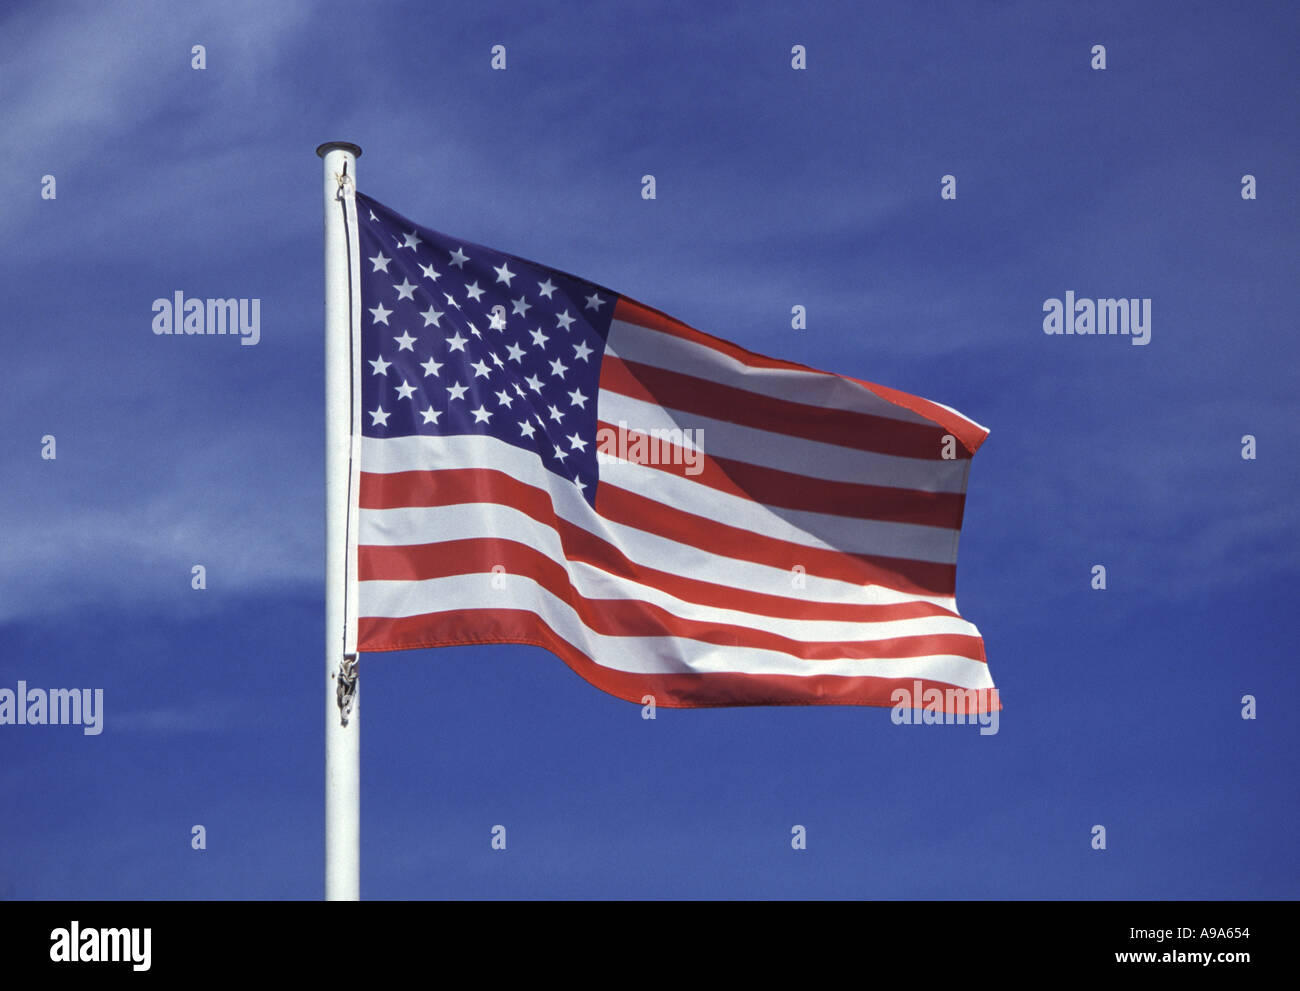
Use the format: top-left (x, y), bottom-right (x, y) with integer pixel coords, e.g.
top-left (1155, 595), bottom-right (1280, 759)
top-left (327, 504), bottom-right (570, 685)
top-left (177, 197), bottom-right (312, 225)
top-left (361, 575), bottom-right (995, 687)
top-left (597, 390), bottom-right (969, 493)
top-left (360, 434), bottom-right (966, 601)
top-left (360, 502), bottom-right (976, 642)
top-left (606, 319), bottom-right (942, 427)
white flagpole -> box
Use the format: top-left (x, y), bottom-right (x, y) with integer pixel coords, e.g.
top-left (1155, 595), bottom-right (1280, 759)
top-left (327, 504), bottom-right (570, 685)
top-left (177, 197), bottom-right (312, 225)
top-left (317, 141), bottom-right (363, 900)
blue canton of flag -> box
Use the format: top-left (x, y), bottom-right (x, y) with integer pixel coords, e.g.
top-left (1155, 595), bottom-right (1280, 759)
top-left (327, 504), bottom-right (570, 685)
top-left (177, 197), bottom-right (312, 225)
top-left (356, 192), bottom-right (614, 505)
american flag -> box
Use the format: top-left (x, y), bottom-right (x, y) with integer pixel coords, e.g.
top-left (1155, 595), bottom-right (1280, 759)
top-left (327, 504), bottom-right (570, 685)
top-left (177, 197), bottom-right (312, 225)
top-left (354, 191), bottom-right (997, 712)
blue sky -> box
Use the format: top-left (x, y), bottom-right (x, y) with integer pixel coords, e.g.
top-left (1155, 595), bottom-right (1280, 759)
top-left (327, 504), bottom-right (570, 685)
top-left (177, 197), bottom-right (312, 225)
top-left (2, 0), bottom-right (1296, 899)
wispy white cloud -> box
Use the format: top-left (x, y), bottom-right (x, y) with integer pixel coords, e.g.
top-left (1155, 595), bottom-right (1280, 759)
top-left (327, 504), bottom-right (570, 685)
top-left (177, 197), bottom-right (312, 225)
top-left (0, 426), bottom-right (320, 623)
top-left (109, 698), bottom-right (242, 734)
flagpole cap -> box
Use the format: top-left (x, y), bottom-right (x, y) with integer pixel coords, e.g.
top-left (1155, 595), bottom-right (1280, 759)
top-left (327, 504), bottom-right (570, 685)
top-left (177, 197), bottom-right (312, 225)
top-left (316, 142), bottom-right (363, 159)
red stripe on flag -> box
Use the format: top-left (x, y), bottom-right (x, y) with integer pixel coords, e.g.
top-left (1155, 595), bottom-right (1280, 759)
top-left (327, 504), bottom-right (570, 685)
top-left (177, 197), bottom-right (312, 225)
top-left (360, 467), bottom-right (959, 596)
top-left (357, 608), bottom-right (1000, 711)
top-left (594, 482), bottom-right (957, 596)
top-left (844, 376), bottom-right (990, 457)
top-left (613, 297), bottom-right (799, 372)
top-left (594, 419), bottom-right (967, 529)
top-left (599, 355), bottom-right (963, 461)
top-left (361, 534), bottom-right (960, 623)
top-left (612, 297), bottom-right (989, 455)
top-left (358, 538), bottom-right (985, 661)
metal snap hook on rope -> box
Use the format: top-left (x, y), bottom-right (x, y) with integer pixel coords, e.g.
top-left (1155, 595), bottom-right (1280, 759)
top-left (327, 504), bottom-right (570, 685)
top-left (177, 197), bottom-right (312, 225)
top-left (336, 654), bottom-right (359, 727)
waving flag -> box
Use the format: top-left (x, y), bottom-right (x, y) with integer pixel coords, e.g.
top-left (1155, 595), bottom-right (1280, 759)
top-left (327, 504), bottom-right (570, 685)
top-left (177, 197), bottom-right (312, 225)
top-left (354, 191), bottom-right (996, 712)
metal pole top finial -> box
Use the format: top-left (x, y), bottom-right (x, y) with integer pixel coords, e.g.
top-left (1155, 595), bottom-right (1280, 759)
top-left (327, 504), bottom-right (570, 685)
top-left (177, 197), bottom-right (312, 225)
top-left (316, 141), bottom-right (363, 159)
